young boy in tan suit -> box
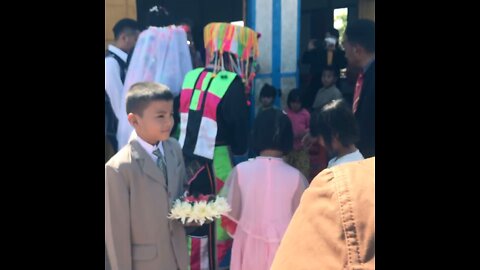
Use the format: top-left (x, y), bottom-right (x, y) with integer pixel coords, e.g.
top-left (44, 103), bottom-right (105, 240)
top-left (105, 82), bottom-right (189, 270)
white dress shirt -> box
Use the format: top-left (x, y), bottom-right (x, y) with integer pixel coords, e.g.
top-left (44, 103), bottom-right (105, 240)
top-left (135, 134), bottom-right (165, 163)
top-left (105, 44), bottom-right (128, 122)
top-left (328, 149), bottom-right (364, 168)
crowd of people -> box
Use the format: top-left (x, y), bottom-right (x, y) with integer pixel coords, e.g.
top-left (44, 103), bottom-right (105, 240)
top-left (105, 5), bottom-right (375, 270)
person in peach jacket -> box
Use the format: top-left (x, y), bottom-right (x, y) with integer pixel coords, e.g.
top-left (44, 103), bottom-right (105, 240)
top-left (271, 157), bottom-right (375, 270)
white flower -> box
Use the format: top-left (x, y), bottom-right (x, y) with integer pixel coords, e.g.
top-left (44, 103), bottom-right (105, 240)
top-left (168, 199), bottom-right (192, 224)
top-left (213, 196), bottom-right (231, 215)
top-left (207, 201), bottom-right (221, 219)
top-left (188, 201), bottom-right (217, 225)
top-left (168, 196), bottom-right (231, 226)
top-left (188, 201), bottom-right (206, 225)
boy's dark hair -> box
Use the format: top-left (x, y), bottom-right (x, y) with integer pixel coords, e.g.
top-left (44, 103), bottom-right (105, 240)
top-left (252, 109), bottom-right (293, 155)
top-left (287, 88), bottom-right (302, 109)
top-left (310, 99), bottom-right (359, 148)
top-left (259, 83), bottom-right (279, 99)
top-left (126, 82), bottom-right (174, 116)
top-left (322, 65), bottom-right (339, 78)
top-left (345, 19), bottom-right (375, 53)
top-left (113, 18), bottom-right (140, 40)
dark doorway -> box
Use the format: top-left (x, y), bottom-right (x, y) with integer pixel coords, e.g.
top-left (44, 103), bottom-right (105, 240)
top-left (299, 0), bottom-right (358, 92)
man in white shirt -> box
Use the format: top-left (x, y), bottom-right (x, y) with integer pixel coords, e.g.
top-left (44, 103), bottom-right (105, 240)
top-left (105, 19), bottom-right (140, 270)
top-left (105, 18), bottom-right (140, 155)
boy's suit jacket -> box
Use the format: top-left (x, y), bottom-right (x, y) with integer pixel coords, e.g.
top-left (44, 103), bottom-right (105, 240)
top-left (106, 138), bottom-right (189, 270)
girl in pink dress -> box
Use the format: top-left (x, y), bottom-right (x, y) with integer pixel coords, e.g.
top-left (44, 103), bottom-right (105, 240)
top-left (285, 88), bottom-right (311, 179)
top-left (220, 109), bottom-right (308, 270)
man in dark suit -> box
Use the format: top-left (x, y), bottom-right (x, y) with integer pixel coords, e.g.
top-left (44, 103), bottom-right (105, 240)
top-left (342, 19), bottom-right (375, 158)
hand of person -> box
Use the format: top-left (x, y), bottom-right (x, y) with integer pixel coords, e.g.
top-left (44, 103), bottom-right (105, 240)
top-left (301, 132), bottom-right (314, 149)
